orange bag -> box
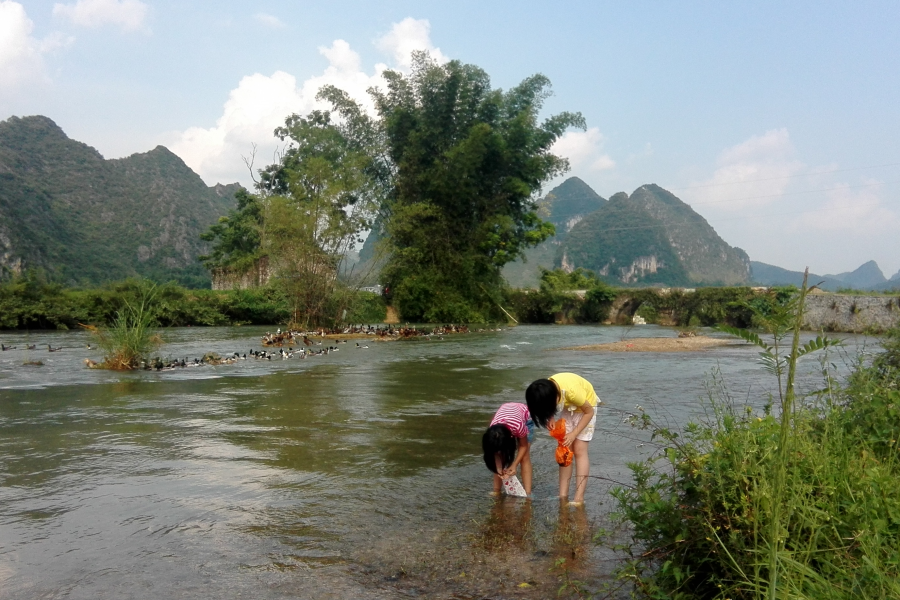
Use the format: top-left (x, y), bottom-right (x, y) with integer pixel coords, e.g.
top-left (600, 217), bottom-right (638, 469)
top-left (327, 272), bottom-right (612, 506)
top-left (550, 420), bottom-right (573, 467)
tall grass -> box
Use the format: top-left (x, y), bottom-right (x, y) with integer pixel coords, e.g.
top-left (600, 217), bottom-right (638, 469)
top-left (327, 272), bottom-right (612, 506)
top-left (613, 272), bottom-right (900, 599)
top-left (91, 282), bottom-right (161, 369)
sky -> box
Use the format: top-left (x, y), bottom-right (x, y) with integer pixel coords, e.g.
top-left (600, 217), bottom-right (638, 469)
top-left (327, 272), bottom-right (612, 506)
top-left (2, 0), bottom-right (899, 278)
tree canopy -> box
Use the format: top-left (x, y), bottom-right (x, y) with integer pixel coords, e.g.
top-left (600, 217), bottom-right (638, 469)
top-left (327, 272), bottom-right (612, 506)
top-left (372, 52), bottom-right (584, 321)
top-left (199, 188), bottom-right (263, 272)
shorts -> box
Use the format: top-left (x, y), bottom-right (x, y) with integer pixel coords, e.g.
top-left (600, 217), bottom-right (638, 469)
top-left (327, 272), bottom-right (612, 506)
top-left (525, 418), bottom-right (535, 443)
top-left (559, 409), bottom-right (596, 442)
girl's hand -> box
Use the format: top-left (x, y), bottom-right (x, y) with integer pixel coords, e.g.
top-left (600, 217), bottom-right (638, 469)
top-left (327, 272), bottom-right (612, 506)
top-left (563, 431), bottom-right (578, 447)
top-left (500, 466), bottom-right (517, 479)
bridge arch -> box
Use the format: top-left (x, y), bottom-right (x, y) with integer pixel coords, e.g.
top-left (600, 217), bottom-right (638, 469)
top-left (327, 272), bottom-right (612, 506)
top-left (605, 289), bottom-right (677, 325)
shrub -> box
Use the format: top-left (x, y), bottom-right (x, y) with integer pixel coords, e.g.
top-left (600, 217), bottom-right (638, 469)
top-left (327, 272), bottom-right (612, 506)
top-left (580, 283), bottom-right (618, 322)
top-left (612, 279), bottom-right (900, 599)
top-left (343, 291), bottom-right (387, 323)
top-left (505, 289), bottom-right (560, 323)
top-left (615, 382), bottom-right (900, 600)
top-left (91, 282), bottom-right (162, 369)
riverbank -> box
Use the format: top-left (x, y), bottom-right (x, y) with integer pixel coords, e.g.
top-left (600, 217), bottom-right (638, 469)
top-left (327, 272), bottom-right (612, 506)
top-left (614, 326), bottom-right (900, 598)
top-left (3, 276), bottom-right (898, 334)
top-left (0, 278), bottom-right (385, 330)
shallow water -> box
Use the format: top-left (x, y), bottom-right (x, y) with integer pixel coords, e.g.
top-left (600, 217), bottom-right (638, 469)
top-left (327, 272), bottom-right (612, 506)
top-left (0, 325), bottom-right (871, 598)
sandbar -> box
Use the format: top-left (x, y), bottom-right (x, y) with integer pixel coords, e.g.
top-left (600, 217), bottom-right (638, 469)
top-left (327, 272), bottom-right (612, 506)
top-left (560, 335), bottom-right (736, 352)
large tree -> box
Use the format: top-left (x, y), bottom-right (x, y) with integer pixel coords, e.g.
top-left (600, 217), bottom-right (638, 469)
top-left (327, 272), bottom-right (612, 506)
top-left (260, 107), bottom-right (384, 326)
top-left (201, 92), bottom-right (384, 327)
top-left (370, 52), bottom-right (584, 322)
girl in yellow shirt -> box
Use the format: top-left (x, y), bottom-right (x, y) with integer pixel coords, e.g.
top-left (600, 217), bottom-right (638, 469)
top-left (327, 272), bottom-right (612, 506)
top-left (525, 372), bottom-right (599, 505)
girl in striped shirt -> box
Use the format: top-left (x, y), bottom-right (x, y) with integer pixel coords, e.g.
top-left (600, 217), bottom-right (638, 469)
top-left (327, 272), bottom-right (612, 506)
top-left (482, 402), bottom-right (534, 496)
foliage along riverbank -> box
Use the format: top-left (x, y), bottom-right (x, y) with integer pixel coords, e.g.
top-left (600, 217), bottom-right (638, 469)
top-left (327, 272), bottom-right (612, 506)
top-left (0, 275), bottom-right (385, 330)
top-left (506, 268), bottom-right (900, 333)
top-left (609, 281), bottom-right (900, 599)
top-left (504, 268), bottom-right (793, 329)
top-left (2, 269), bottom-right (897, 333)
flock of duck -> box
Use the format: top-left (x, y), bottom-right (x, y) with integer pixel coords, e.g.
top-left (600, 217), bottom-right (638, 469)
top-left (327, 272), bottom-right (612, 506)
top-left (3, 324), bottom-right (503, 372)
top-left (260, 324), bottom-right (474, 346)
top-left (130, 324), bottom-right (482, 371)
top-left (1, 343), bottom-right (64, 352)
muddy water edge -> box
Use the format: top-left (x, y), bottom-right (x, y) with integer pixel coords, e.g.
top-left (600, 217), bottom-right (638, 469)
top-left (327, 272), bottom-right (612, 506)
top-left (0, 324), bottom-right (863, 599)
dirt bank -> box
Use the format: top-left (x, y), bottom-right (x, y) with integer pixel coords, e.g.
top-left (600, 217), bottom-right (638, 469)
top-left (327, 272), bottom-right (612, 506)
top-left (561, 335), bottom-right (736, 352)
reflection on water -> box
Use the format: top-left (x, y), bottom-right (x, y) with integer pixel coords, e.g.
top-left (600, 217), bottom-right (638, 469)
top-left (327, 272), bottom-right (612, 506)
top-left (0, 325), bottom-right (867, 598)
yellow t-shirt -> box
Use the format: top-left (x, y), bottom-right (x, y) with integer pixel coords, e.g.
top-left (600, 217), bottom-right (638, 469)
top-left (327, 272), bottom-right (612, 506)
top-left (549, 373), bottom-right (599, 413)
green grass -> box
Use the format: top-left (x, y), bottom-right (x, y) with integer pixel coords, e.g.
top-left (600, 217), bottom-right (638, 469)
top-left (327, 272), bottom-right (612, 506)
top-left (90, 282), bottom-right (162, 369)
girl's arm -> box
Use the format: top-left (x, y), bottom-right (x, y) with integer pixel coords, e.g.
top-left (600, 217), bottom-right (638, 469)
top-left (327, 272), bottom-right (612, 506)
top-left (563, 402), bottom-right (595, 447)
top-left (500, 436), bottom-right (530, 478)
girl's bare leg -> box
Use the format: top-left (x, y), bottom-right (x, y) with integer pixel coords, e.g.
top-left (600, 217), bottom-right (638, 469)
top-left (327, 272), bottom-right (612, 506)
top-left (572, 440), bottom-right (590, 504)
top-left (491, 453), bottom-right (505, 495)
top-left (558, 462), bottom-right (572, 499)
top-left (520, 447), bottom-right (533, 496)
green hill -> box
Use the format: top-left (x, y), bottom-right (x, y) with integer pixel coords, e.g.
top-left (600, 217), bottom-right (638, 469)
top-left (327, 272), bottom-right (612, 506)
top-left (0, 115), bottom-right (238, 287)
top-left (559, 184), bottom-right (750, 286)
top-left (501, 177), bottom-right (607, 288)
top-left (539, 176), bottom-right (606, 239)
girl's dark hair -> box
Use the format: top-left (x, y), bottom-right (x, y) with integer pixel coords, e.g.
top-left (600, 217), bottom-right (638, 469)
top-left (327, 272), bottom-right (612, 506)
top-left (526, 378), bottom-right (558, 428)
top-left (482, 424), bottom-right (516, 474)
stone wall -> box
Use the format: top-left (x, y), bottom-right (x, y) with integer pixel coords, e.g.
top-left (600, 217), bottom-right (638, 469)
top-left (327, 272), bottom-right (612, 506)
top-left (803, 293), bottom-right (900, 333)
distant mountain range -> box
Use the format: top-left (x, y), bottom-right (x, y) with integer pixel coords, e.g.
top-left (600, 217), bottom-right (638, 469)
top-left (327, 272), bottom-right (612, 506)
top-left (0, 115), bottom-right (238, 287)
top-left (751, 260), bottom-right (900, 292)
top-left (562, 184), bottom-right (750, 286)
top-left (503, 177), bottom-right (898, 291)
top-left (2, 116), bottom-right (895, 293)
top-left (503, 179), bottom-right (749, 287)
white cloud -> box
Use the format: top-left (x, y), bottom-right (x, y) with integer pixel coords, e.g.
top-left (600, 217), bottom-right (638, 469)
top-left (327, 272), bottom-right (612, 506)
top-left (0, 1), bottom-right (69, 93)
top-left (551, 127), bottom-right (615, 172)
top-left (53, 0), bottom-right (148, 32)
top-left (792, 180), bottom-right (900, 235)
top-left (253, 13), bottom-right (285, 29)
top-left (374, 17), bottom-right (447, 68)
top-left (688, 128), bottom-right (804, 211)
top-left (683, 130), bottom-right (900, 277)
top-left (169, 18), bottom-right (449, 186)
top-left (169, 40), bottom-right (386, 185)
top-left (320, 39), bottom-right (363, 75)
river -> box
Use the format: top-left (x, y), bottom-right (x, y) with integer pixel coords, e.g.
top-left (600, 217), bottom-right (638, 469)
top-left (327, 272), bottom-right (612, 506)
top-left (0, 325), bottom-right (869, 599)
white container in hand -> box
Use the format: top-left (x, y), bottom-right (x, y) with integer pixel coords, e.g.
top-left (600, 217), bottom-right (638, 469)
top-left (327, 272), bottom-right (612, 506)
top-left (502, 475), bottom-right (527, 497)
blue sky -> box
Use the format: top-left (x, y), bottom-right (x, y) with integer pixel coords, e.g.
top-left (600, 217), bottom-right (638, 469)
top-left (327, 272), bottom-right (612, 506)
top-left (2, 1), bottom-right (899, 277)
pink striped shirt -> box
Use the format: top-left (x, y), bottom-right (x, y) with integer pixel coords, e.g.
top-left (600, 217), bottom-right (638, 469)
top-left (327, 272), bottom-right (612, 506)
top-left (490, 403), bottom-right (531, 438)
